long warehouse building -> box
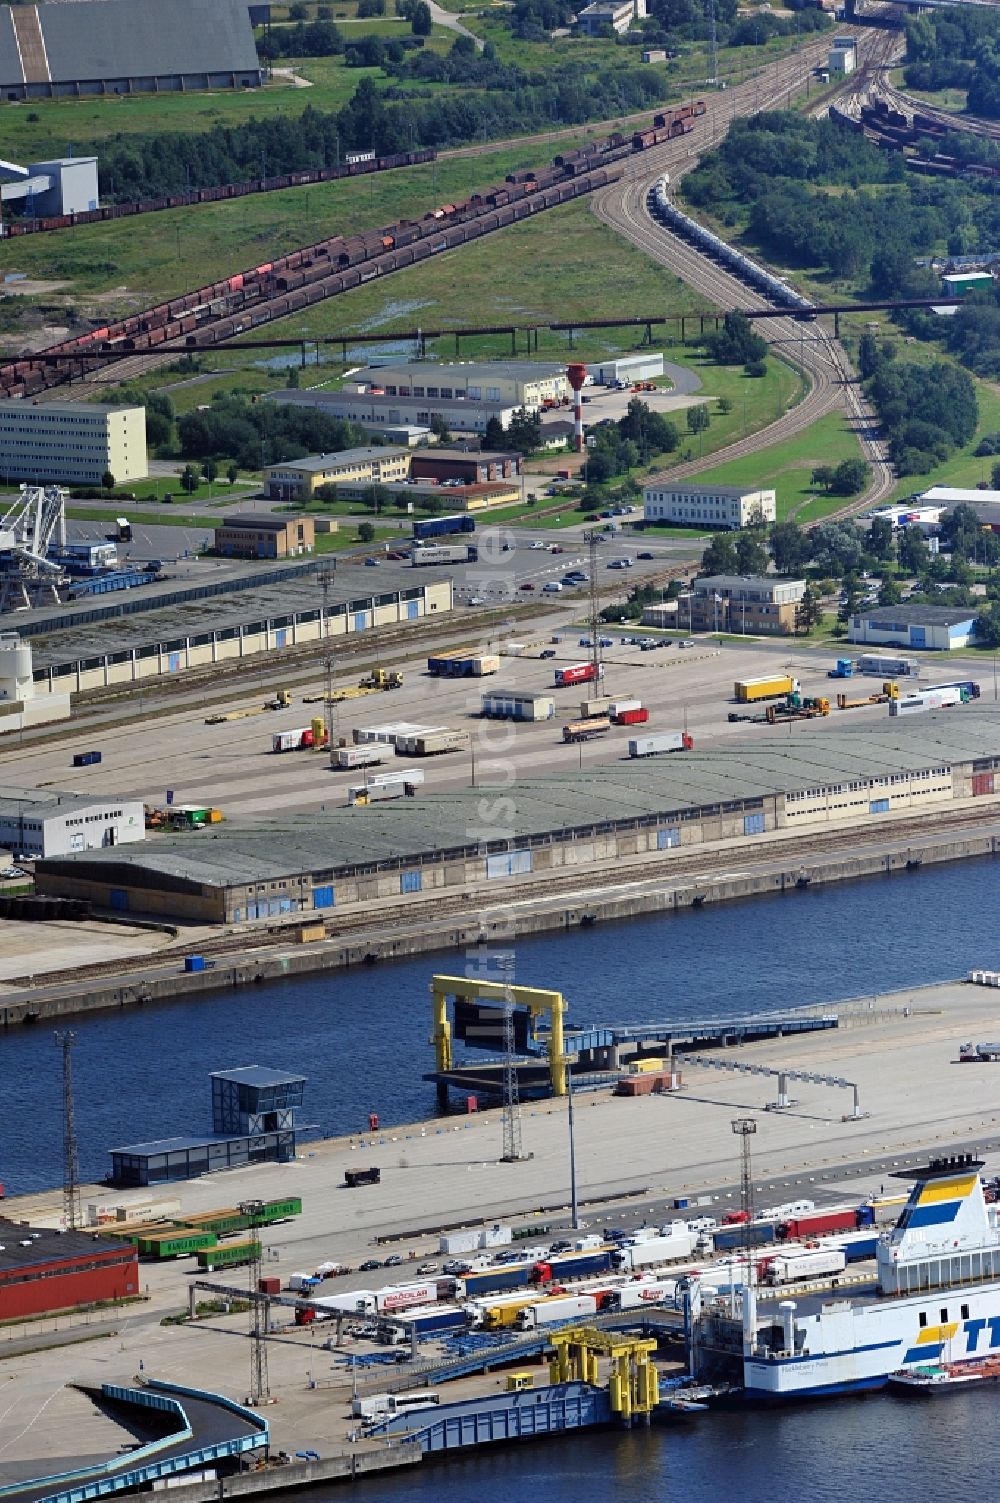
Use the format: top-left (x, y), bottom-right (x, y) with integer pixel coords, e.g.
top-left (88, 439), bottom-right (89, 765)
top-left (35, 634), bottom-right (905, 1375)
top-left (34, 710), bottom-right (1000, 922)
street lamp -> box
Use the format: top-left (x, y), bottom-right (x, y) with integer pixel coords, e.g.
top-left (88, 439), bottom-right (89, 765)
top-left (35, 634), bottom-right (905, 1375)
top-left (567, 1067), bottom-right (579, 1230)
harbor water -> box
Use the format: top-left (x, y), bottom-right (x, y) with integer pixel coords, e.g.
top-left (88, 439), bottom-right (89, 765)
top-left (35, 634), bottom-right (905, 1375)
top-left (316, 1389), bottom-right (994, 1503)
top-left (1, 855), bottom-right (997, 1194)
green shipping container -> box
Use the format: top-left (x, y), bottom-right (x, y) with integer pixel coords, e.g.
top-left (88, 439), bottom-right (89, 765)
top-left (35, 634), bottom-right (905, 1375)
top-left (196, 1240), bottom-right (261, 1272)
top-left (137, 1230), bottom-right (218, 1259)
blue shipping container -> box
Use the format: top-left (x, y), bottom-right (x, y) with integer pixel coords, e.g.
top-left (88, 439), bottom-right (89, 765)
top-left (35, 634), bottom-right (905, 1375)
top-left (403, 1308), bottom-right (468, 1334)
top-left (712, 1222), bottom-right (777, 1252)
top-left (537, 1250), bottom-right (613, 1281)
top-left (855, 1204), bottom-right (876, 1228)
top-left (460, 1264), bottom-right (533, 1297)
top-left (185, 956), bottom-right (206, 973)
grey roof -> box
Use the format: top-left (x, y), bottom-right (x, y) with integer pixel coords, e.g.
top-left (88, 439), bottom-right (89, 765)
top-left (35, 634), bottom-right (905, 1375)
top-left (28, 571), bottom-right (425, 670)
top-left (17, 0), bottom-right (261, 84)
top-left (210, 1065), bottom-right (306, 1087)
top-left (652, 483), bottom-right (766, 497)
top-left (362, 362), bottom-right (565, 382)
top-left (695, 575), bottom-right (785, 592)
top-left (35, 708), bottom-right (1000, 889)
top-left (859, 605), bottom-right (979, 627)
top-left (0, 1220), bottom-right (131, 1270)
top-left (109, 1133), bottom-right (239, 1157)
top-left (219, 513), bottom-right (301, 530)
top-left (267, 449), bottom-right (408, 473)
top-left (415, 448), bottom-right (518, 463)
top-left (0, 400), bottom-right (135, 417)
top-left (0, 784), bottom-right (134, 820)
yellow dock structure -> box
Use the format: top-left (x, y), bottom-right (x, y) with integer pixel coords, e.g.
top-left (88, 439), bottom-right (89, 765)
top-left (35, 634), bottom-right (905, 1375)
top-left (548, 1327), bottom-right (660, 1422)
top-left (430, 974), bottom-right (568, 1096)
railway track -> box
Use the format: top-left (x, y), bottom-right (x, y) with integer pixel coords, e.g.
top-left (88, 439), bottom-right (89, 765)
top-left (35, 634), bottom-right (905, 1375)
top-left (592, 28), bottom-right (899, 512)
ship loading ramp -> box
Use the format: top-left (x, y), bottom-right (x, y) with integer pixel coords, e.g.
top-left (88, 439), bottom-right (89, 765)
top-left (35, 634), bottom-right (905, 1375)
top-left (0, 1379), bottom-right (266, 1503)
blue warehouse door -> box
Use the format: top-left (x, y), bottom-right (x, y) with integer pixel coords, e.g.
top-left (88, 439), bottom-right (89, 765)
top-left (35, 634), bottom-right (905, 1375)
top-left (407, 600), bottom-right (419, 620)
top-left (312, 885), bottom-right (334, 909)
top-left (743, 813), bottom-right (765, 836)
top-left (110, 888), bottom-right (129, 911)
top-left (354, 612), bottom-right (368, 631)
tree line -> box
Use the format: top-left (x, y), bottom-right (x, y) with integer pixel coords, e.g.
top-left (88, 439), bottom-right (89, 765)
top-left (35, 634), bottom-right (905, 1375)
top-left (78, 41), bottom-right (667, 201)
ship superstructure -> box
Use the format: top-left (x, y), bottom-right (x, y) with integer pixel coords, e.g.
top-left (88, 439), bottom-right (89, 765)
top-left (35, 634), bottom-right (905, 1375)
top-left (692, 1154), bottom-right (1000, 1398)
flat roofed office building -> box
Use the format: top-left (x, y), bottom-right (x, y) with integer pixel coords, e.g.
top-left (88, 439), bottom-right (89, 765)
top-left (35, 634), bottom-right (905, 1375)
top-left (263, 448), bottom-right (410, 500)
top-left (643, 484), bottom-right (776, 529)
top-left (0, 402), bottom-right (147, 485)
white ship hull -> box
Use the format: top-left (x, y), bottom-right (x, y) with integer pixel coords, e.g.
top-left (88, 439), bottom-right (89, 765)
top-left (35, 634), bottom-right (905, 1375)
top-left (744, 1278), bottom-right (1000, 1398)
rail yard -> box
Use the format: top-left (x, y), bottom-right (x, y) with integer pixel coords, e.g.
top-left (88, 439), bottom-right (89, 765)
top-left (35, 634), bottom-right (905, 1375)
top-left (3, 7), bottom-right (1000, 1499)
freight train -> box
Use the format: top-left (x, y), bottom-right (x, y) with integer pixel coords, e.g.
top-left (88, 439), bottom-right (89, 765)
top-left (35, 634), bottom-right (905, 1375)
top-left (0, 149), bottom-right (436, 239)
top-left (831, 98), bottom-right (1000, 186)
top-left (0, 105), bottom-right (703, 401)
top-left (648, 174), bottom-right (814, 312)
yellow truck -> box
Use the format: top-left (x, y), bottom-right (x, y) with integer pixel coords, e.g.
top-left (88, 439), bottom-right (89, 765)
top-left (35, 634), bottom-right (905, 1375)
top-left (734, 675), bottom-right (799, 704)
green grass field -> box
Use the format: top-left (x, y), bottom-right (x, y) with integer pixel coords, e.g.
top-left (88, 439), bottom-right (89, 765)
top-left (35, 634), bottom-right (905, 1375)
top-left (681, 409), bottom-right (865, 522)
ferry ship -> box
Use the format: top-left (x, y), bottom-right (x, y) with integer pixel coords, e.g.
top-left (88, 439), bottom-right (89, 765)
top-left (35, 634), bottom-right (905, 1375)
top-left (693, 1153), bottom-right (1000, 1399)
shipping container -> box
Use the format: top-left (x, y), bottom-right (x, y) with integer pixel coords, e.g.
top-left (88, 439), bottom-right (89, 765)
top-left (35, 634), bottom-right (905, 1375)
top-left (395, 729), bottom-right (470, 757)
top-left (628, 731), bottom-right (693, 757)
top-left (259, 1276), bottom-right (281, 1294)
top-left (608, 1278), bottom-right (678, 1311)
top-left (427, 651), bottom-right (501, 677)
top-left (758, 1248), bottom-right (846, 1284)
top-left (614, 1069), bottom-right (683, 1095)
top-left (345, 1167), bottom-right (380, 1187)
top-left (711, 1221), bottom-right (777, 1252)
top-left (136, 1230), bottom-right (218, 1259)
top-left (856, 654), bottom-right (919, 677)
top-left (456, 1263), bottom-right (535, 1297)
top-left (580, 697), bottom-right (612, 718)
top-left (375, 1281), bottom-right (438, 1313)
top-left (608, 699), bottom-right (642, 717)
top-left (410, 543), bottom-right (478, 566)
top-left (336, 744), bottom-right (385, 770)
top-left (734, 676), bottom-right (799, 703)
top-left (347, 770), bottom-right (424, 804)
top-left (890, 686), bottom-right (964, 716)
top-left (532, 1249), bottom-right (613, 1283)
top-left (412, 515), bottom-right (476, 539)
top-left (562, 717), bottom-right (611, 743)
top-left (554, 663), bottom-right (603, 688)
top-left (272, 726), bottom-right (326, 753)
top-left (614, 707), bottom-right (649, 726)
top-left (777, 1208), bottom-right (857, 1240)
top-left (388, 1306), bottom-right (468, 1335)
top-left (612, 1230), bottom-right (697, 1270)
top-left (196, 1239), bottom-right (261, 1272)
top-left (516, 1293), bottom-right (598, 1329)
top-left (822, 1231), bottom-right (878, 1262)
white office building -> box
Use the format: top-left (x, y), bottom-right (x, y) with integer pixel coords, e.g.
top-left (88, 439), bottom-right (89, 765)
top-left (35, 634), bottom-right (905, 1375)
top-left (0, 786), bottom-right (145, 858)
top-left (0, 402), bottom-right (147, 486)
top-left (643, 484), bottom-right (776, 529)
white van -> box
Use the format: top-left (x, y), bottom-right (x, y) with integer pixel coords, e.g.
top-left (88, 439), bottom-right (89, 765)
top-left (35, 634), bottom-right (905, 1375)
top-left (542, 581), bottom-right (563, 593)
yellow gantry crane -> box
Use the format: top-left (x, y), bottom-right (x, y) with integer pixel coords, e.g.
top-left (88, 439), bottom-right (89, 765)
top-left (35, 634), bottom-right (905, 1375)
top-left (430, 975), bottom-right (568, 1096)
top-left (548, 1327), bottom-right (660, 1422)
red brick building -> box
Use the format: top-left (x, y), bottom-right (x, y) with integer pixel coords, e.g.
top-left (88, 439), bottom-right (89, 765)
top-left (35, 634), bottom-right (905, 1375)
top-left (0, 1222), bottom-right (139, 1319)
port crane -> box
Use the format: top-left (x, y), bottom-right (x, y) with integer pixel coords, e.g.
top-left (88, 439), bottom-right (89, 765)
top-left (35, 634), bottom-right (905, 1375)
top-left (0, 484), bottom-right (67, 612)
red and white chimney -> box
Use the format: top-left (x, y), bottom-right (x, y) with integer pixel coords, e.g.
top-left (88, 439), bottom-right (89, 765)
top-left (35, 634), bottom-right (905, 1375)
top-left (566, 363), bottom-right (587, 454)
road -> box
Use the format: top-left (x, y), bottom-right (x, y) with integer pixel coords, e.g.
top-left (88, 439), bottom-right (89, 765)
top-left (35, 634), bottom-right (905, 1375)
top-left (590, 26), bottom-right (901, 512)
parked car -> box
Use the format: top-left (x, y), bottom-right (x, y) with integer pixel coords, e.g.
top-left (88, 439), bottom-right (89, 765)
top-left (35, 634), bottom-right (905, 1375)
top-left (540, 649), bottom-right (557, 659)
top-left (442, 1259), bottom-right (469, 1274)
top-left (359, 1259), bottom-right (382, 1272)
top-left (637, 551), bottom-right (654, 560)
top-left (679, 638), bottom-right (696, 648)
top-left (530, 540), bottom-right (546, 550)
top-left (417, 1261), bottom-right (438, 1274)
top-left (519, 582), bottom-right (535, 591)
top-left (364, 557), bottom-right (379, 567)
top-left (384, 1254), bottom-right (403, 1267)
